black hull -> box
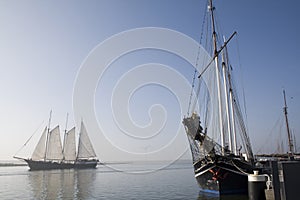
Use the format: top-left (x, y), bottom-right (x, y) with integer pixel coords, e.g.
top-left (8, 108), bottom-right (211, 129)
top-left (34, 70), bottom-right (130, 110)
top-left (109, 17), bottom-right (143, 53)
top-left (25, 159), bottom-right (98, 170)
top-left (194, 157), bottom-right (252, 195)
top-left (182, 114), bottom-right (255, 195)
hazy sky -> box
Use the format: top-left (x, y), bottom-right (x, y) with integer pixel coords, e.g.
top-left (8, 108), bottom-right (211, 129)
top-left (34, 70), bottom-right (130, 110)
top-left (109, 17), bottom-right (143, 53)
top-left (1, 0), bottom-right (300, 162)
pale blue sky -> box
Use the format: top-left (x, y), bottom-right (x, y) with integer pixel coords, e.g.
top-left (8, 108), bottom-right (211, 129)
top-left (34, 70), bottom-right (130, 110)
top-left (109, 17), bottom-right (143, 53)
top-left (1, 0), bottom-right (300, 161)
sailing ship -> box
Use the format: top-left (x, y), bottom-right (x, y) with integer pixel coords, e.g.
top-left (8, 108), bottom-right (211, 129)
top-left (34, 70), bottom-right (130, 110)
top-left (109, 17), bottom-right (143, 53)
top-left (256, 90), bottom-right (299, 160)
top-left (183, 0), bottom-right (254, 195)
top-left (14, 116), bottom-right (98, 170)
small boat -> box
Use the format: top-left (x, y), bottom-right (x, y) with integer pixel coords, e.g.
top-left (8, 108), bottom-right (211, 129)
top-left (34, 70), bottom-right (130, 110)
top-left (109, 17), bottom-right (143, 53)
top-left (183, 0), bottom-right (254, 195)
top-left (14, 114), bottom-right (98, 170)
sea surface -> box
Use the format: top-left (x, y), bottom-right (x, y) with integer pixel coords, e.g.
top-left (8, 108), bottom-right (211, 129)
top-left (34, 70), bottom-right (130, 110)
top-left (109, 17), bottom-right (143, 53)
top-left (0, 160), bottom-right (248, 199)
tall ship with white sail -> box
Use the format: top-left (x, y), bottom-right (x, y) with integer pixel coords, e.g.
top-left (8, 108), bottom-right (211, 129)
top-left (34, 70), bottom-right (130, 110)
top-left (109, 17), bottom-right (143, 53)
top-left (14, 115), bottom-right (98, 170)
top-left (183, 0), bottom-right (254, 195)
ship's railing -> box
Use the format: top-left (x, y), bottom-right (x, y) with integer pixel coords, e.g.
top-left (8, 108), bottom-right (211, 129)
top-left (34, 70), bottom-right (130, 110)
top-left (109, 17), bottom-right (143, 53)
top-left (187, 132), bottom-right (224, 163)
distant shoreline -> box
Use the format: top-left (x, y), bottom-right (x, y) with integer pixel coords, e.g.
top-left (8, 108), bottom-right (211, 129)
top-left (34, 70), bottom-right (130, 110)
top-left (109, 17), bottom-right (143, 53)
top-left (0, 159), bottom-right (191, 167)
top-left (0, 163), bottom-right (27, 167)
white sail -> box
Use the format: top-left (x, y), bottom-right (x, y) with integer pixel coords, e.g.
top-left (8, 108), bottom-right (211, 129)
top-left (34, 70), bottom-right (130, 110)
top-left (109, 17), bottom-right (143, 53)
top-left (77, 122), bottom-right (97, 159)
top-left (63, 127), bottom-right (76, 161)
top-left (31, 127), bottom-right (48, 160)
top-left (46, 125), bottom-right (63, 160)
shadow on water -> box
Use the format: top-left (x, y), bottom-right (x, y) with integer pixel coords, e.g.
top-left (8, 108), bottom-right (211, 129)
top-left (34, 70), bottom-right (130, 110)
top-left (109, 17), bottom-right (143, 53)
top-left (198, 192), bottom-right (248, 200)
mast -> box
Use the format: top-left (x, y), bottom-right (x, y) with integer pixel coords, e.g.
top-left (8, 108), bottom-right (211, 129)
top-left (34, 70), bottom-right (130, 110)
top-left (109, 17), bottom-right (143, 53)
top-left (227, 63), bottom-right (238, 155)
top-left (44, 110), bottom-right (52, 161)
top-left (64, 113), bottom-right (69, 135)
top-left (221, 42), bottom-right (232, 152)
top-left (209, 0), bottom-right (225, 152)
top-left (223, 38), bottom-right (238, 155)
top-left (283, 90), bottom-right (294, 154)
top-left (294, 133), bottom-right (297, 153)
top-left (76, 120), bottom-right (82, 161)
top-left (62, 113), bottom-right (69, 160)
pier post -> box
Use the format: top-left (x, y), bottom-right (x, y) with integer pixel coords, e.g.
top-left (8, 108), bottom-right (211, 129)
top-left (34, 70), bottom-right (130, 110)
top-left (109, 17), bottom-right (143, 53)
top-left (248, 170), bottom-right (266, 200)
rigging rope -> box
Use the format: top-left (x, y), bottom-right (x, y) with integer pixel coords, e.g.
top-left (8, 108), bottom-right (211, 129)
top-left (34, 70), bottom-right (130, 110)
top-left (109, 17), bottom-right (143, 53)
top-left (13, 120), bottom-right (45, 157)
top-left (187, 0), bottom-right (208, 116)
top-left (235, 33), bottom-right (249, 133)
top-left (256, 116), bottom-right (282, 154)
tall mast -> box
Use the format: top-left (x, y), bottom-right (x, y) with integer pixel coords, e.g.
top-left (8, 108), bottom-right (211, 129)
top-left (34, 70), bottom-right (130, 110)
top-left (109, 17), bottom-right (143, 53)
top-left (44, 110), bottom-right (52, 161)
top-left (294, 133), bottom-right (297, 153)
top-left (222, 36), bottom-right (238, 155)
top-left (283, 90), bottom-right (294, 154)
top-left (226, 53), bottom-right (238, 155)
top-left (221, 48), bottom-right (232, 152)
top-left (62, 113), bottom-right (69, 160)
top-left (209, 0), bottom-right (225, 152)
top-left (64, 113), bottom-right (69, 134)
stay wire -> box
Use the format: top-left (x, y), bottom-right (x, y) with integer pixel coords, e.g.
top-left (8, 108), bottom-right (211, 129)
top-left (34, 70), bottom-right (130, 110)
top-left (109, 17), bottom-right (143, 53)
top-left (14, 120), bottom-right (45, 157)
top-left (187, 0), bottom-right (208, 116)
top-left (235, 33), bottom-right (249, 132)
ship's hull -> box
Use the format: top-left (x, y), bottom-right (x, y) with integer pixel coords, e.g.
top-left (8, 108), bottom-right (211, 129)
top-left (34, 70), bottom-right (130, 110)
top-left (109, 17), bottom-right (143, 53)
top-left (24, 159), bottom-right (98, 170)
top-left (194, 157), bottom-right (252, 195)
top-left (74, 160), bottom-right (98, 169)
top-left (182, 113), bottom-right (255, 195)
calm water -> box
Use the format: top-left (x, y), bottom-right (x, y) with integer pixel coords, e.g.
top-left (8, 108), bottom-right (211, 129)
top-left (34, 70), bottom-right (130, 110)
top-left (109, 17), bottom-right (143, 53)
top-left (0, 160), bottom-right (247, 199)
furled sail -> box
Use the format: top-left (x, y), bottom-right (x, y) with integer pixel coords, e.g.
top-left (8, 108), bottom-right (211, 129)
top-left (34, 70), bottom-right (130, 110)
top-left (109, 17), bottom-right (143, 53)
top-left (31, 126), bottom-right (48, 161)
top-left (46, 125), bottom-right (63, 160)
top-left (63, 127), bottom-right (76, 161)
top-left (191, 46), bottom-right (254, 160)
top-left (77, 122), bottom-right (96, 159)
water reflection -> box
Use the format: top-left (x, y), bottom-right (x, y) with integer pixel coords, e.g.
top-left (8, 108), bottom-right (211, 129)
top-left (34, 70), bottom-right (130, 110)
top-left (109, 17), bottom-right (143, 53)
top-left (27, 169), bottom-right (96, 199)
